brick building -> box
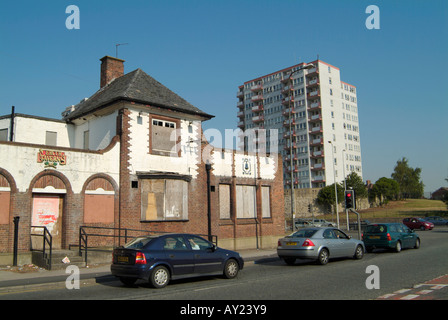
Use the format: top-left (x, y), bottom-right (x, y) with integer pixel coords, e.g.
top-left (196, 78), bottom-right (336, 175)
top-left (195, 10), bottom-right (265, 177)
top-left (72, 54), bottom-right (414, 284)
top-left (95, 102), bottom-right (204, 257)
top-left (0, 56), bottom-right (284, 258)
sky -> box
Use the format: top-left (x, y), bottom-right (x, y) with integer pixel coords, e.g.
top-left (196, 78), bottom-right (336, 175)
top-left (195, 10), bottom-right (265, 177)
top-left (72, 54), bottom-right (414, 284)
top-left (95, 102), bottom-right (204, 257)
top-left (0, 0), bottom-right (447, 194)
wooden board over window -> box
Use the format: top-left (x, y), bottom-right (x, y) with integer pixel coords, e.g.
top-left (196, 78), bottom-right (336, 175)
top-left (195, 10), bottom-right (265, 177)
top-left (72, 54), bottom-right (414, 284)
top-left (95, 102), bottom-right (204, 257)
top-left (219, 184), bottom-right (231, 219)
top-left (236, 185), bottom-right (256, 218)
top-left (141, 178), bottom-right (188, 221)
top-left (151, 119), bottom-right (176, 156)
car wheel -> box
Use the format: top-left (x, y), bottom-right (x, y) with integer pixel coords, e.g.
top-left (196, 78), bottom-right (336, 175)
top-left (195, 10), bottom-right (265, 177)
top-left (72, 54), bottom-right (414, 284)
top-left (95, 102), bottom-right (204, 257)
top-left (354, 245), bottom-right (364, 260)
top-left (414, 238), bottom-right (420, 249)
top-left (149, 265), bottom-right (170, 288)
top-left (119, 277), bottom-right (137, 287)
top-left (317, 248), bottom-right (329, 265)
top-left (283, 257), bottom-right (296, 265)
top-left (394, 241), bottom-right (402, 253)
top-left (223, 259), bottom-right (239, 279)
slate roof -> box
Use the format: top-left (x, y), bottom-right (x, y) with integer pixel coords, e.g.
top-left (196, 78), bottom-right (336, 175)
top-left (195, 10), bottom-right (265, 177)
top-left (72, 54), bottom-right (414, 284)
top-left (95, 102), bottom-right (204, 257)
top-left (64, 68), bottom-right (213, 120)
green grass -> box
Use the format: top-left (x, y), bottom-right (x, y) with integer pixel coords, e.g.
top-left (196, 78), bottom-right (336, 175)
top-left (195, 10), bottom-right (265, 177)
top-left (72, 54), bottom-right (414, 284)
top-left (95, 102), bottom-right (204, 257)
top-left (357, 199), bottom-right (448, 221)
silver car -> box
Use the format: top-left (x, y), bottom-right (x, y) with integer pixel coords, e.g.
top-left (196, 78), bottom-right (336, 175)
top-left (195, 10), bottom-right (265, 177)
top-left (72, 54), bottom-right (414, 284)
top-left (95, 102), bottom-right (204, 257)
top-left (277, 227), bottom-right (365, 265)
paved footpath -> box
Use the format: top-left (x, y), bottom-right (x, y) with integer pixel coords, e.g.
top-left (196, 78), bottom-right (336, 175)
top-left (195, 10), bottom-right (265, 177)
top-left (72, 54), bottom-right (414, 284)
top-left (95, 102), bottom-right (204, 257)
top-left (377, 274), bottom-right (448, 300)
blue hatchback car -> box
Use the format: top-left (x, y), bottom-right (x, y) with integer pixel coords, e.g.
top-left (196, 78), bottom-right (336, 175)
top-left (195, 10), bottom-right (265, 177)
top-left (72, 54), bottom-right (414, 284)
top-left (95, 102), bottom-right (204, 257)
top-left (362, 223), bottom-right (420, 253)
top-left (111, 233), bottom-right (244, 288)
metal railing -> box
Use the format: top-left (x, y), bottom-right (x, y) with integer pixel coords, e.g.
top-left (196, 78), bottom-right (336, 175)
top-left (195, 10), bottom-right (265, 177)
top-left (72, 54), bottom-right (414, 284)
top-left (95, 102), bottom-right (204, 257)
top-left (30, 226), bottom-right (53, 270)
top-left (78, 226), bottom-right (218, 265)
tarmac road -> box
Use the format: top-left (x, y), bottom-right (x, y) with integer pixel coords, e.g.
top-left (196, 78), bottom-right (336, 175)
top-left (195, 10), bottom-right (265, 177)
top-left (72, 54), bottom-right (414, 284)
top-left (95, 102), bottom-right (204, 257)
top-left (0, 228), bottom-right (447, 302)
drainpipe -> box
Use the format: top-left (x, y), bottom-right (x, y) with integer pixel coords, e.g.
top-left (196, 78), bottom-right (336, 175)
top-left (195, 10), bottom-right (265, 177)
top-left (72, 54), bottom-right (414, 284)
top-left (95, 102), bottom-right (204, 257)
top-left (205, 163), bottom-right (212, 241)
top-left (13, 216), bottom-right (20, 266)
top-left (9, 106), bottom-right (15, 142)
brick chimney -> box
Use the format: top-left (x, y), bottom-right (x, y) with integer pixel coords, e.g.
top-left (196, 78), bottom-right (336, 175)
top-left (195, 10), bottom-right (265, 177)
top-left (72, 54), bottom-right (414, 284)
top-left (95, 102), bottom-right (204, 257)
top-left (100, 56), bottom-right (125, 88)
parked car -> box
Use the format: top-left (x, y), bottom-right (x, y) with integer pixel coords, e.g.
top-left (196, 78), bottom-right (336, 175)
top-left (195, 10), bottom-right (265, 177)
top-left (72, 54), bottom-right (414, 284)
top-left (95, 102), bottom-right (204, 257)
top-left (403, 217), bottom-right (434, 230)
top-left (294, 219), bottom-right (310, 229)
top-left (362, 223), bottom-right (420, 253)
top-left (277, 227), bottom-right (365, 265)
top-left (309, 219), bottom-right (335, 227)
top-left (425, 216), bottom-right (448, 226)
top-left (349, 219), bottom-right (371, 231)
top-left (111, 233), bottom-right (244, 288)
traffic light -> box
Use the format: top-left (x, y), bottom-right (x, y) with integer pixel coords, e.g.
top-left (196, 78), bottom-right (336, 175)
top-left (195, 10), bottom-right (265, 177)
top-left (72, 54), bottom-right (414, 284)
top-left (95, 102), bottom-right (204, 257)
top-left (345, 190), bottom-right (355, 209)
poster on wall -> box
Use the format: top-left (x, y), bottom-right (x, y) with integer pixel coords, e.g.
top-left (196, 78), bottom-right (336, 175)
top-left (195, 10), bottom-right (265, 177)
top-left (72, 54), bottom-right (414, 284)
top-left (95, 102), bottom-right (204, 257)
top-left (32, 195), bottom-right (60, 234)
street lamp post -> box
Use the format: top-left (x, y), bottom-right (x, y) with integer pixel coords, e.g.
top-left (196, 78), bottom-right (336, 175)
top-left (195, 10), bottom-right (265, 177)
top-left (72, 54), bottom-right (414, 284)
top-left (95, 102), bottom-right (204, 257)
top-left (342, 149), bottom-right (349, 230)
top-left (328, 140), bottom-right (339, 228)
top-left (287, 63), bottom-right (314, 230)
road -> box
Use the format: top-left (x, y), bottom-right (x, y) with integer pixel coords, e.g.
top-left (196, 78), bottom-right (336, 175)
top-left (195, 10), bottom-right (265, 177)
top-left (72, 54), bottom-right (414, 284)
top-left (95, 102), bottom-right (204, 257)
top-left (1, 228), bottom-right (447, 302)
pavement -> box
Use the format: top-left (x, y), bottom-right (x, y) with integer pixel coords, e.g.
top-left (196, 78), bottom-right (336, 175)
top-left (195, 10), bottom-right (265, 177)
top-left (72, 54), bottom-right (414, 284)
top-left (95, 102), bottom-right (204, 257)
top-left (0, 248), bottom-right (278, 290)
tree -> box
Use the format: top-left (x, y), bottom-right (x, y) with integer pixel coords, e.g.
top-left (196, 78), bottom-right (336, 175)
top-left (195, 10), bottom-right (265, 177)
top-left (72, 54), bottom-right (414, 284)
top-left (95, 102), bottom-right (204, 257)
top-left (370, 177), bottom-right (400, 204)
top-left (345, 172), bottom-right (368, 199)
top-left (391, 157), bottom-right (424, 199)
top-left (316, 183), bottom-right (344, 213)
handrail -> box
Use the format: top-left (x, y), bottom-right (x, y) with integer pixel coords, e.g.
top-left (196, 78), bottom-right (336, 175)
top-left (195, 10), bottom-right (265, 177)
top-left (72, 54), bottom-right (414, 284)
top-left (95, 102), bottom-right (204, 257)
top-left (78, 226), bottom-right (218, 265)
top-left (30, 226), bottom-right (52, 270)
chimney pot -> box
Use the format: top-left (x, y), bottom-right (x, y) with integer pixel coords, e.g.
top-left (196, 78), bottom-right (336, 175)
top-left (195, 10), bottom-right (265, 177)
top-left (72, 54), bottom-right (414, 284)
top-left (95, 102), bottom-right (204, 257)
top-left (100, 56), bottom-right (125, 88)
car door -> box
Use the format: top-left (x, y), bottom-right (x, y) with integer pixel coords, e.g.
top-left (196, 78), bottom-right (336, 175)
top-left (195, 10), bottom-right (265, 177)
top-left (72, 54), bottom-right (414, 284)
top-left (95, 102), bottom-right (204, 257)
top-left (186, 235), bottom-right (223, 274)
top-left (397, 224), bottom-right (412, 248)
top-left (333, 229), bottom-right (356, 257)
top-left (322, 229), bottom-right (343, 257)
top-left (162, 235), bottom-right (195, 275)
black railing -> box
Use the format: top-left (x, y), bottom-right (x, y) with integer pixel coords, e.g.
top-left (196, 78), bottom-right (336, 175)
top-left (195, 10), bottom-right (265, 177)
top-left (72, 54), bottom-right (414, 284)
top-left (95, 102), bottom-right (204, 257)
top-left (78, 226), bottom-right (218, 265)
top-left (30, 226), bottom-right (53, 270)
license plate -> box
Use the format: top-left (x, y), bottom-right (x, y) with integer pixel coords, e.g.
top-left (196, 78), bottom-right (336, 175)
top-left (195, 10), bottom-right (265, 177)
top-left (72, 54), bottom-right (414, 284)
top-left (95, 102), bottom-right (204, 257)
top-left (369, 236), bottom-right (380, 239)
top-left (286, 242), bottom-right (297, 246)
top-left (117, 256), bottom-right (129, 263)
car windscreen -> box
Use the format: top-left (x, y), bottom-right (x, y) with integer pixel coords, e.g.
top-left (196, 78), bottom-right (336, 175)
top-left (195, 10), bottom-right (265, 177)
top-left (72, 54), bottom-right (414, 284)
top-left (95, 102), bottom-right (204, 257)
top-left (124, 237), bottom-right (154, 249)
top-left (288, 229), bottom-right (318, 238)
top-left (364, 225), bottom-right (387, 234)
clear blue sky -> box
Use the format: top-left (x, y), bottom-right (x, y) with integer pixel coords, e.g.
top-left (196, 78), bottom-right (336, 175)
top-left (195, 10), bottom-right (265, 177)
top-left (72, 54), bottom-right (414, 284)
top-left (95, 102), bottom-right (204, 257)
top-left (1, 0), bottom-right (447, 194)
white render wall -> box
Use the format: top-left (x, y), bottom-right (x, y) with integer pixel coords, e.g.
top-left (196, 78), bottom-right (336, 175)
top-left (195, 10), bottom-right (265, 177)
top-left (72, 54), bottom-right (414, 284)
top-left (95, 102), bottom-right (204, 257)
top-left (0, 142), bottom-right (120, 193)
top-left (127, 108), bottom-right (203, 179)
top-left (212, 150), bottom-right (279, 180)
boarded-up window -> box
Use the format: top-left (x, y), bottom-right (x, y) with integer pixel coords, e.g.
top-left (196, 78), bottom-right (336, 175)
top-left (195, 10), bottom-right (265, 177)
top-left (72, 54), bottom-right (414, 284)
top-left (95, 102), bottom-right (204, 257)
top-left (141, 179), bottom-right (188, 221)
top-left (261, 186), bottom-right (271, 218)
top-left (45, 131), bottom-right (57, 146)
top-left (0, 129), bottom-right (8, 141)
top-left (83, 130), bottom-right (90, 149)
top-left (236, 185), bottom-right (256, 218)
top-left (152, 119), bottom-right (176, 155)
top-left (84, 194), bottom-right (114, 223)
top-left (0, 191), bottom-right (10, 224)
top-left (219, 184), bottom-right (231, 219)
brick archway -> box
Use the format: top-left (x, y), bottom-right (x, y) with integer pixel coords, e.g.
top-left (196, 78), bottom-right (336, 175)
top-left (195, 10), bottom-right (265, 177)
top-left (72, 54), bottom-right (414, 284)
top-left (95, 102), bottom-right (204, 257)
top-left (82, 174), bottom-right (118, 226)
top-left (0, 168), bottom-right (18, 253)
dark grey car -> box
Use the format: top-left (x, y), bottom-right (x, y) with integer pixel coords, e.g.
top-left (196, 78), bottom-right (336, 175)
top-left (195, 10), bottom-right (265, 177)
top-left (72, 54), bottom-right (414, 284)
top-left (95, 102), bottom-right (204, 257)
top-left (277, 227), bottom-right (365, 265)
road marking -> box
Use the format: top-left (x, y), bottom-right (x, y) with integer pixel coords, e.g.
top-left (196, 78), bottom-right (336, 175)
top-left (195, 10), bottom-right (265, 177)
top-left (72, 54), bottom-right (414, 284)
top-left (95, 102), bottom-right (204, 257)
top-left (394, 288), bottom-right (411, 294)
top-left (400, 294), bottom-right (419, 300)
top-left (378, 293), bottom-right (396, 299)
top-left (416, 289), bottom-right (433, 295)
top-left (430, 285), bottom-right (447, 290)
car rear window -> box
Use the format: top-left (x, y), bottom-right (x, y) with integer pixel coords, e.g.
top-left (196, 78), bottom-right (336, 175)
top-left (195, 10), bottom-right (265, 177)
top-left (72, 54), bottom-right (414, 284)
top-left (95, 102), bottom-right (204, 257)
top-left (124, 237), bottom-right (154, 249)
top-left (289, 229), bottom-right (318, 238)
top-left (364, 224), bottom-right (387, 233)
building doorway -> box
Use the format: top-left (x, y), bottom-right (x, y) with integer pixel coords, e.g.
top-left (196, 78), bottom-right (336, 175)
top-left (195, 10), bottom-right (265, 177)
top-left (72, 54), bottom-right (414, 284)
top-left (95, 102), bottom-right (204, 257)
top-left (31, 194), bottom-right (65, 249)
